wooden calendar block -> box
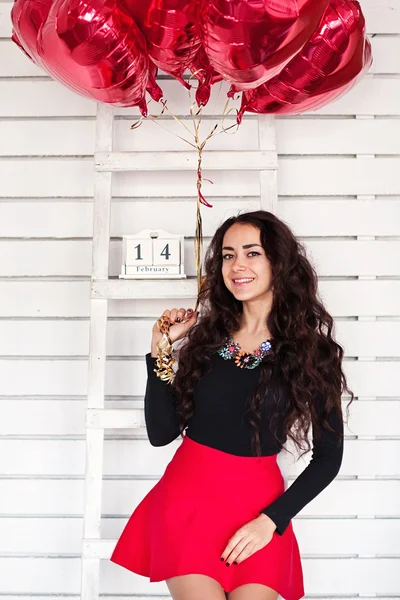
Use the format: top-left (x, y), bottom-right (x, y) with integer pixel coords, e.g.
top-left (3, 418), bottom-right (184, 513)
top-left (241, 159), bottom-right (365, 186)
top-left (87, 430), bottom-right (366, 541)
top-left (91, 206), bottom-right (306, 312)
top-left (125, 238), bottom-right (153, 266)
top-left (120, 229), bottom-right (187, 279)
top-left (152, 238), bottom-right (180, 266)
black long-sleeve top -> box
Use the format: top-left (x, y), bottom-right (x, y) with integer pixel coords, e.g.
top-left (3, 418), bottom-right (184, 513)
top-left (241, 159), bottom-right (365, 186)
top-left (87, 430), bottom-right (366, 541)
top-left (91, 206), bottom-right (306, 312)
top-left (144, 350), bottom-right (344, 536)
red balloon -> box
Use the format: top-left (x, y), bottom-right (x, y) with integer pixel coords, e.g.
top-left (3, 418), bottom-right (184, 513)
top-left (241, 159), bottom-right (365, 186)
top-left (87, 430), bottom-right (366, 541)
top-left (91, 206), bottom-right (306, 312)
top-left (10, 0), bottom-right (372, 115)
top-left (36, 0), bottom-right (150, 113)
top-left (199, 0), bottom-right (330, 90)
top-left (124, 0), bottom-right (152, 32)
top-left (237, 0), bottom-right (372, 119)
top-left (11, 0), bottom-right (52, 67)
top-left (188, 45), bottom-right (223, 106)
top-left (147, 60), bottom-right (164, 102)
top-left (143, 0), bottom-right (201, 89)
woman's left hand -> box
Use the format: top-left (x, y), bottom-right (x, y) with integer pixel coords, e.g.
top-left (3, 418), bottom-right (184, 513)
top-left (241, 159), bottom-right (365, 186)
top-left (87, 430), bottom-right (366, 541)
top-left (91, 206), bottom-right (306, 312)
top-left (220, 513), bottom-right (277, 565)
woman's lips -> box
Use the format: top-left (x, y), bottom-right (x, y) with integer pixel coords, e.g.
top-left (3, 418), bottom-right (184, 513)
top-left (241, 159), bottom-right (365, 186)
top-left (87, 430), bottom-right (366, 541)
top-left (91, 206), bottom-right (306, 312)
top-left (232, 278), bottom-right (254, 287)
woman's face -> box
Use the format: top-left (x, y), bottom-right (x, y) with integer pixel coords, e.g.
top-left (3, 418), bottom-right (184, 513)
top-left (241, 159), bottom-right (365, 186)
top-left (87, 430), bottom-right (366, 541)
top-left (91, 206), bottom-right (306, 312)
top-left (221, 223), bottom-right (274, 301)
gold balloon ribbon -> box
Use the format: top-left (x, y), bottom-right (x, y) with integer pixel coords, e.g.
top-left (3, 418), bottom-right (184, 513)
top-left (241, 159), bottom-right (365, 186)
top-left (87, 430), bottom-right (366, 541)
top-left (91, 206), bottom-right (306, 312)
top-left (130, 79), bottom-right (240, 310)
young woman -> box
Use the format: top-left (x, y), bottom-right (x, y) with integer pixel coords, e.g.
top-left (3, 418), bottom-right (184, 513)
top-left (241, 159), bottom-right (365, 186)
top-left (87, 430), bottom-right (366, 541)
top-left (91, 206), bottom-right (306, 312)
top-left (110, 210), bottom-right (352, 600)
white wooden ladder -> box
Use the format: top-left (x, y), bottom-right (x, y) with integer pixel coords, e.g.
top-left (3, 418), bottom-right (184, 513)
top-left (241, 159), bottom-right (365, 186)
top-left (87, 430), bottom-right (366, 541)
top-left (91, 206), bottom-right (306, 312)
top-left (80, 102), bottom-right (279, 600)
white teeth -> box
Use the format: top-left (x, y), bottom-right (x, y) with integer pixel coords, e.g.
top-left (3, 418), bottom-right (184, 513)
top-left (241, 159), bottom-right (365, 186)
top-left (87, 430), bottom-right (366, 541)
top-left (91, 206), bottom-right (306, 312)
top-left (233, 278), bottom-right (254, 283)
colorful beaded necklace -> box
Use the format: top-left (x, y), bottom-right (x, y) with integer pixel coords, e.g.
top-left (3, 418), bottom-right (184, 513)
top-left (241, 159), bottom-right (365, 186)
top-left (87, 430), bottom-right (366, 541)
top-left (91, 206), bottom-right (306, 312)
top-left (217, 336), bottom-right (273, 369)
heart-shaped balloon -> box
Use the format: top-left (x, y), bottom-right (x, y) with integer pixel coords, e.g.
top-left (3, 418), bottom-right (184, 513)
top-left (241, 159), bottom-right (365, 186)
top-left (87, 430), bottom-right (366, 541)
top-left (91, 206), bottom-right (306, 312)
top-left (147, 60), bottom-right (164, 102)
top-left (144, 0), bottom-right (202, 90)
top-left (199, 0), bottom-right (330, 91)
top-left (12, 0), bottom-right (159, 114)
top-left (188, 45), bottom-right (223, 106)
top-left (11, 0), bottom-right (372, 115)
top-left (11, 0), bottom-right (52, 67)
top-left (237, 0), bottom-right (372, 120)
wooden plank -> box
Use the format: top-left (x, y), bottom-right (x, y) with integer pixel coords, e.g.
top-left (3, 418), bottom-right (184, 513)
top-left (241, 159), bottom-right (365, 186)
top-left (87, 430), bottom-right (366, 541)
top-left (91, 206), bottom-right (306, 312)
top-left (0, 42), bottom-right (43, 77)
top-left (0, 118), bottom-right (257, 156)
top-left (0, 120), bottom-right (96, 156)
top-left (0, 282), bottom-right (91, 317)
top-left (362, 0), bottom-right (400, 33)
top-left (1, 78), bottom-right (400, 117)
top-left (0, 319), bottom-right (399, 358)
top-left (279, 199), bottom-right (400, 236)
top-left (369, 35), bottom-right (400, 74)
top-left (0, 518), bottom-right (83, 553)
top-left (278, 157), bottom-right (400, 196)
top-left (2, 439), bottom-right (398, 477)
top-left (310, 76), bottom-right (400, 116)
top-left (4, 515), bottom-right (395, 556)
top-left (275, 118), bottom-right (400, 155)
top-left (93, 279), bottom-right (400, 318)
top-left (95, 150), bottom-right (277, 172)
top-left (1, 116), bottom-right (400, 157)
top-left (0, 401), bottom-right (88, 435)
top-left (1, 157), bottom-right (398, 197)
top-left (1, 199), bottom-right (399, 238)
top-left (294, 518), bottom-right (400, 555)
top-left (2, 239), bottom-right (400, 277)
top-left (1, 280), bottom-right (399, 317)
top-left (83, 531), bottom-right (394, 560)
top-left (1, 400), bottom-right (399, 437)
top-left (0, 358), bottom-right (398, 397)
top-left (0, 479), bottom-right (398, 518)
top-left (0, 80), bottom-right (96, 117)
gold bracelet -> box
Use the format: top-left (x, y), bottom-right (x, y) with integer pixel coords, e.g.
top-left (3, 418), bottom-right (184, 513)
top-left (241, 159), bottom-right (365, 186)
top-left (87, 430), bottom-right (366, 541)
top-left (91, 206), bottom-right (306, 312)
top-left (154, 318), bottom-right (176, 384)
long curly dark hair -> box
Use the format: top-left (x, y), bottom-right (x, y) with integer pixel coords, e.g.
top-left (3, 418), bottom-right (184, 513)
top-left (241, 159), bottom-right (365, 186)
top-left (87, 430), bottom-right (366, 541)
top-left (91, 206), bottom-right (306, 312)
top-left (169, 210), bottom-right (353, 458)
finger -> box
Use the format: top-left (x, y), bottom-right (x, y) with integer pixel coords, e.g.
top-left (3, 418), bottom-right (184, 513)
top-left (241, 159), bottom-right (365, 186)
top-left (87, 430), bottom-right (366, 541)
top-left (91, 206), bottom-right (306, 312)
top-left (180, 308), bottom-right (193, 323)
top-left (226, 539), bottom-right (252, 565)
top-left (159, 311), bottom-right (171, 328)
top-left (174, 308), bottom-right (186, 323)
top-left (233, 542), bottom-right (258, 565)
top-left (169, 308), bottom-right (177, 323)
top-left (221, 532), bottom-right (245, 562)
top-left (185, 311), bottom-right (198, 324)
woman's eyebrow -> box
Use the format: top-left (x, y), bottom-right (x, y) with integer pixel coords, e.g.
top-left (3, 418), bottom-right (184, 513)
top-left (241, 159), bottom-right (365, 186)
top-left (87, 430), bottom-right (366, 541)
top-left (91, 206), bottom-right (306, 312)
top-left (222, 244), bottom-right (262, 250)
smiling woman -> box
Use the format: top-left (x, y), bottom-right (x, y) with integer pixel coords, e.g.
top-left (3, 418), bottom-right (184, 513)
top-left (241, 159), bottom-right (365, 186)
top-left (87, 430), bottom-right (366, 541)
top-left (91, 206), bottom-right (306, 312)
top-left (110, 209), bottom-right (352, 600)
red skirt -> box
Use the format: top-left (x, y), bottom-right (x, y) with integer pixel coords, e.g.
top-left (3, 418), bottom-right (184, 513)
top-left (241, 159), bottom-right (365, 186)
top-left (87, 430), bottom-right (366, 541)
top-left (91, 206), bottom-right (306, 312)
top-left (110, 434), bottom-right (304, 600)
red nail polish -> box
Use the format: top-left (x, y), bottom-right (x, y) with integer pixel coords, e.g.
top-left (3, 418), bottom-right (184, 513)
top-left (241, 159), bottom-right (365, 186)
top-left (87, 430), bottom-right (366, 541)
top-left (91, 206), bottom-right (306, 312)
top-left (226, 562), bottom-right (230, 567)
top-left (220, 557), bottom-right (224, 561)
top-left (233, 561), bottom-right (238, 565)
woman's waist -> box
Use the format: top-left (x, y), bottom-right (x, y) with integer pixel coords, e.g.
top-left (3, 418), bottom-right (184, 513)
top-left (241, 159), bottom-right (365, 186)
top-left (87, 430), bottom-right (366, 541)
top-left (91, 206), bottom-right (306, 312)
top-left (184, 429), bottom-right (282, 460)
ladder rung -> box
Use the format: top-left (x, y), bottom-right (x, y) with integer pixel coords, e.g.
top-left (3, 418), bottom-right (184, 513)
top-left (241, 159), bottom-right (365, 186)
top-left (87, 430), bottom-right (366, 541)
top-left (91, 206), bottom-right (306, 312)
top-left (83, 538), bottom-right (116, 559)
top-left (92, 278), bottom-right (197, 300)
top-left (87, 408), bottom-right (144, 429)
top-left (95, 150), bottom-right (277, 172)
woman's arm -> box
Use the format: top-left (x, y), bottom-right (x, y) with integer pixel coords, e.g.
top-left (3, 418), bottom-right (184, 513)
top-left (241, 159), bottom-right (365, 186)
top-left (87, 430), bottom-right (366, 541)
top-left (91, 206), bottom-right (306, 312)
top-left (260, 391), bottom-right (344, 535)
top-left (144, 353), bottom-right (182, 446)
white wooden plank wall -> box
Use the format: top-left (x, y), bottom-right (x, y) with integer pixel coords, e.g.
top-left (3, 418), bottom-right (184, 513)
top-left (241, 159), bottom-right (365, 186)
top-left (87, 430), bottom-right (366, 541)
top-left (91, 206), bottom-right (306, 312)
top-left (0, 0), bottom-right (399, 598)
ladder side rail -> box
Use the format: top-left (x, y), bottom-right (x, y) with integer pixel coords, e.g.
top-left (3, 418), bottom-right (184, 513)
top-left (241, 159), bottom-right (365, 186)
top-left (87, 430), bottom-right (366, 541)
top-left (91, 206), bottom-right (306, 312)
top-left (81, 103), bottom-right (114, 600)
top-left (258, 115), bottom-right (278, 214)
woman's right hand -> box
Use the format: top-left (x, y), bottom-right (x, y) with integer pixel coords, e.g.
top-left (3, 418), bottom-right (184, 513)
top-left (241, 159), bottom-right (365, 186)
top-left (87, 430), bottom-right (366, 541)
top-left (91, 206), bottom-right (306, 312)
top-left (151, 308), bottom-right (199, 353)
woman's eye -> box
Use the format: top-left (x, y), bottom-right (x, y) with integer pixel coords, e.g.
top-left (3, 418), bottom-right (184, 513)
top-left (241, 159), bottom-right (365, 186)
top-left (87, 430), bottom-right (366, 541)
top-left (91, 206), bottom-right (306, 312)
top-left (222, 252), bottom-right (260, 260)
